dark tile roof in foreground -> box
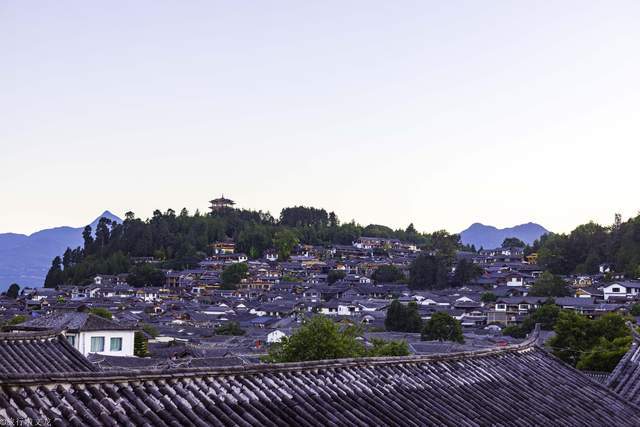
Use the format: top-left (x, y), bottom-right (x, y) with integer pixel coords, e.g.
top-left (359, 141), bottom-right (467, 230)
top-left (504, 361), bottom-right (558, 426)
top-left (608, 336), bottom-right (640, 405)
top-left (0, 331), bottom-right (98, 375)
top-left (1, 332), bottom-right (639, 426)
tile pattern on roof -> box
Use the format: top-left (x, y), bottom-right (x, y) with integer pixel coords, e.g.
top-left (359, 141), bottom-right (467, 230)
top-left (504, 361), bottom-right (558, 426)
top-left (608, 340), bottom-right (640, 405)
top-left (0, 338), bottom-right (639, 426)
top-left (0, 332), bottom-right (98, 375)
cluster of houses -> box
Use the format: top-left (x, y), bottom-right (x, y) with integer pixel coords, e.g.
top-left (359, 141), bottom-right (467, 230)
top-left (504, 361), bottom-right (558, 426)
top-left (1, 238), bottom-right (638, 367)
top-left (3, 234), bottom-right (640, 424)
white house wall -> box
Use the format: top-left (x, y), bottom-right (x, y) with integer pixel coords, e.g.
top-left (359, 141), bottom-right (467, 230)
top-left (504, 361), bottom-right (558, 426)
top-left (76, 330), bottom-right (135, 357)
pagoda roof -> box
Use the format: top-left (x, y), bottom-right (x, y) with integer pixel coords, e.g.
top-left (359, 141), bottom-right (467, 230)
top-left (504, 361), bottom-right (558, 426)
top-left (209, 195), bottom-right (235, 205)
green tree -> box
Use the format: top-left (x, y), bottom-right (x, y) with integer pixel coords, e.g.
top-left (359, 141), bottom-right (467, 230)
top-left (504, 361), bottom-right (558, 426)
top-left (526, 301), bottom-right (560, 330)
top-left (89, 308), bottom-right (113, 320)
top-left (329, 212), bottom-right (339, 227)
top-left (502, 237), bottom-right (526, 248)
top-left (215, 321), bottom-right (246, 336)
top-left (384, 300), bottom-right (422, 332)
top-left (82, 225), bottom-right (94, 254)
top-left (236, 225), bottom-right (272, 259)
top-left (502, 301), bottom-right (560, 338)
top-left (404, 301), bottom-right (423, 333)
top-left (630, 304), bottom-right (640, 317)
top-left (221, 263), bottom-right (249, 289)
top-left (452, 259), bottom-right (483, 286)
top-left (265, 316), bottom-right (364, 362)
top-left (421, 312), bottom-right (464, 343)
top-left (44, 256), bottom-right (64, 288)
top-left (327, 270), bottom-right (346, 284)
top-left (279, 206), bottom-right (329, 227)
top-left (366, 339), bottom-right (410, 357)
top-left (385, 299), bottom-right (405, 331)
top-left (528, 272), bottom-right (570, 297)
top-left (577, 336), bottom-right (633, 372)
top-left (548, 311), bottom-right (631, 369)
top-left (501, 325), bottom-right (527, 338)
top-left (423, 230), bottom-right (460, 258)
top-left (134, 331), bottom-right (149, 357)
top-left (7, 315), bottom-right (27, 325)
top-left (6, 283), bottom-right (20, 299)
top-left (409, 255), bottom-right (450, 290)
top-left (127, 264), bottom-right (165, 287)
top-left (274, 229), bottom-right (299, 261)
top-left (372, 265), bottom-right (404, 283)
top-left (480, 292), bottom-right (497, 303)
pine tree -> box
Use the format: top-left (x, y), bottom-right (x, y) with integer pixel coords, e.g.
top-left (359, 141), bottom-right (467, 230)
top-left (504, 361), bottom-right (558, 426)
top-left (134, 331), bottom-right (149, 357)
top-left (44, 256), bottom-right (64, 288)
top-left (6, 283), bottom-right (20, 299)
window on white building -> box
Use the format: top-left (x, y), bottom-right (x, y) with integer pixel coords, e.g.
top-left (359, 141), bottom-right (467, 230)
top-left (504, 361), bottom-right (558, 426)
top-left (612, 287), bottom-right (621, 293)
top-left (110, 337), bottom-right (123, 351)
top-left (66, 335), bottom-right (75, 346)
top-left (90, 336), bottom-right (105, 352)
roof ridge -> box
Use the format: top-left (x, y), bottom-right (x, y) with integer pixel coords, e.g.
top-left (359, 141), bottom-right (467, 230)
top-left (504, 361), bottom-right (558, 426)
top-left (0, 330), bottom-right (63, 340)
top-left (0, 330), bottom-right (540, 385)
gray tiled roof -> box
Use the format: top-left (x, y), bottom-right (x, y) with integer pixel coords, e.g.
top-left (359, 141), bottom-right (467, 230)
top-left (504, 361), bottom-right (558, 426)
top-left (0, 331), bottom-right (639, 425)
top-left (11, 312), bottom-right (132, 333)
top-left (0, 331), bottom-right (98, 374)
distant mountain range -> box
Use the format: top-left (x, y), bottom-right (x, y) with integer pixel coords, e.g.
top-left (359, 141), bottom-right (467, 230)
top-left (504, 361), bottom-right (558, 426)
top-left (460, 222), bottom-right (549, 250)
top-left (0, 211), bottom-right (121, 290)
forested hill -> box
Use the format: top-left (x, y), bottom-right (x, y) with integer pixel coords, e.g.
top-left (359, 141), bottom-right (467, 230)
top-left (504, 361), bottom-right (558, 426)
top-left (43, 206), bottom-right (463, 287)
top-left (534, 214), bottom-right (640, 277)
top-left (43, 205), bottom-right (640, 288)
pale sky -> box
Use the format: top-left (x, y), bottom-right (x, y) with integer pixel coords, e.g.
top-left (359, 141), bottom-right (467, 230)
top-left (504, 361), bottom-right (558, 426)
top-left (2, 1), bottom-right (640, 235)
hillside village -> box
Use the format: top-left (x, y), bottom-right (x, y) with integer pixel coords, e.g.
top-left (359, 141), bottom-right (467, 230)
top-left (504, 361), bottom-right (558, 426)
top-left (3, 201), bottom-right (640, 424)
top-left (1, 206), bottom-right (637, 366)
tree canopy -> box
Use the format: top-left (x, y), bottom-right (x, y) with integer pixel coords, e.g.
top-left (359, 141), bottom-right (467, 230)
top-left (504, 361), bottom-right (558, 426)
top-left (534, 214), bottom-right (640, 276)
top-left (221, 263), bottom-right (248, 289)
top-left (452, 259), bottom-right (483, 286)
top-left (372, 265), bottom-right (405, 283)
top-left (409, 255), bottom-right (450, 290)
top-left (327, 270), bottom-right (346, 284)
top-left (421, 312), bottom-right (464, 343)
top-left (481, 292), bottom-right (497, 303)
top-left (214, 322), bottom-right (246, 336)
top-left (502, 237), bottom-right (526, 248)
top-left (502, 300), bottom-right (560, 338)
top-left (6, 283), bottom-right (20, 299)
top-left (528, 272), bottom-right (570, 298)
top-left (385, 300), bottom-right (422, 332)
top-left (265, 316), bottom-right (409, 363)
top-left (548, 311), bottom-right (631, 371)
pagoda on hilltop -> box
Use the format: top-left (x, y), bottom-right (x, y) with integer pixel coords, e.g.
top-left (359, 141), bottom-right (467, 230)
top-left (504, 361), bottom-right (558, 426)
top-left (209, 195), bottom-right (235, 212)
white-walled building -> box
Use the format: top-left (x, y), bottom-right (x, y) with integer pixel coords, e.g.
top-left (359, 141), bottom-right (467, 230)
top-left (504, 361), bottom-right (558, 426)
top-left (10, 311), bottom-right (136, 357)
top-left (602, 282), bottom-right (640, 301)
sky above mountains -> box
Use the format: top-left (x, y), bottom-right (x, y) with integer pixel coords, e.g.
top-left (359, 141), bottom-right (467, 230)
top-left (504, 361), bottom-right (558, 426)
top-left (2, 1), bottom-right (640, 235)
